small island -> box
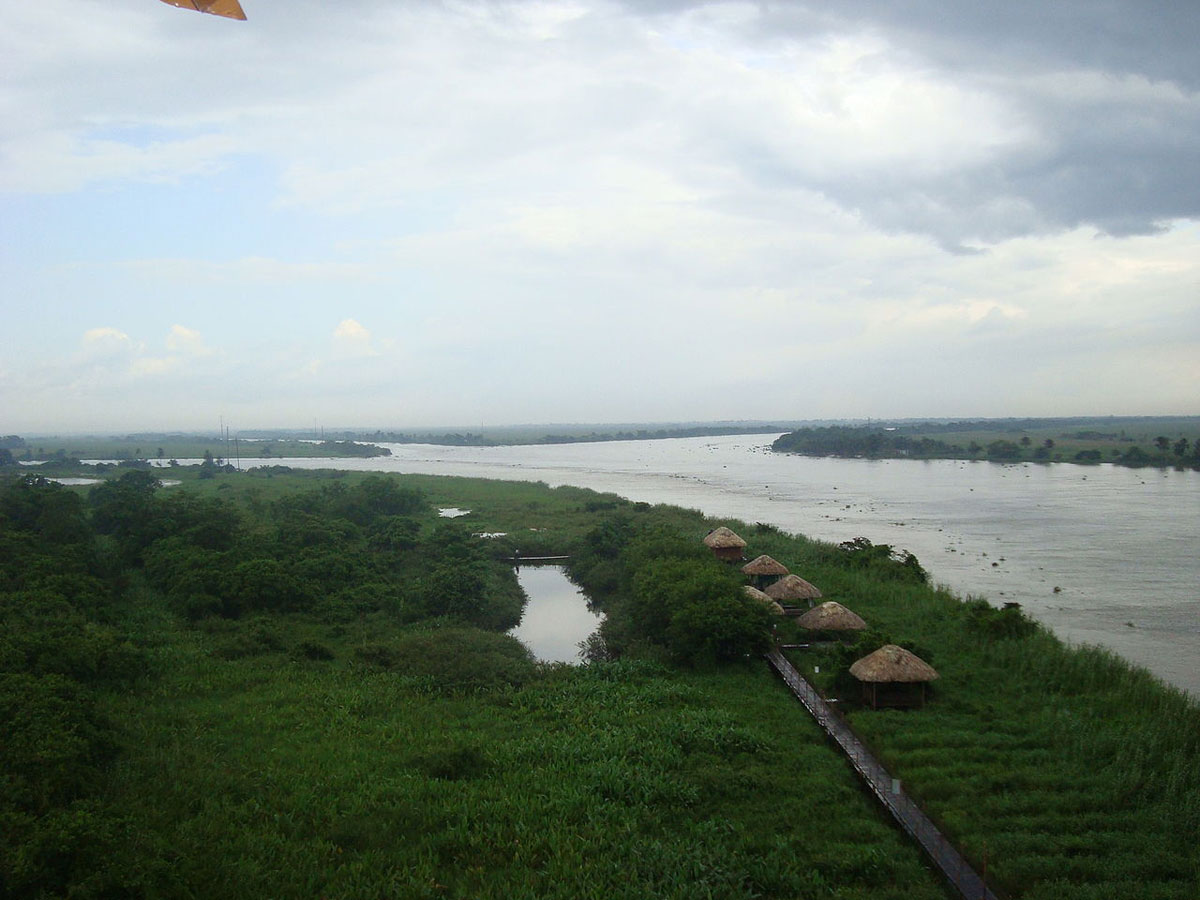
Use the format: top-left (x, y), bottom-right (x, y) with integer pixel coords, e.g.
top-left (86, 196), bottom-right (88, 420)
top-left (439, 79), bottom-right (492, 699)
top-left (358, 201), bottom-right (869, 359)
top-left (772, 415), bottom-right (1200, 469)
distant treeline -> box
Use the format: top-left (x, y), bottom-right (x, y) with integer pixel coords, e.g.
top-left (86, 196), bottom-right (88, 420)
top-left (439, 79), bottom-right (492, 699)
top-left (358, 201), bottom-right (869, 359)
top-left (864, 415), bottom-right (1198, 436)
top-left (2, 437), bottom-right (391, 463)
top-left (773, 424), bottom-right (1200, 468)
top-left (348, 425), bottom-right (786, 446)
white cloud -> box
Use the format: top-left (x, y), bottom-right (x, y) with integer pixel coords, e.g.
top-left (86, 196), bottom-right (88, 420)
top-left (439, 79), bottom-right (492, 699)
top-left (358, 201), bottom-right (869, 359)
top-left (332, 318), bottom-right (378, 358)
top-left (165, 324), bottom-right (212, 356)
top-left (80, 327), bottom-right (138, 359)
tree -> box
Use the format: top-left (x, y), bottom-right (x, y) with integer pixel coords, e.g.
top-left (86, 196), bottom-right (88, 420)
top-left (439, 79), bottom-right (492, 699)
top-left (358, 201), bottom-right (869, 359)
top-left (1020, 436), bottom-right (1031, 447)
top-left (986, 439), bottom-right (1021, 460)
top-left (223, 558), bottom-right (309, 615)
top-left (1154, 436), bottom-right (1170, 454)
top-left (608, 557), bottom-right (772, 665)
top-left (88, 470), bottom-right (162, 560)
top-left (1173, 438), bottom-right (1189, 458)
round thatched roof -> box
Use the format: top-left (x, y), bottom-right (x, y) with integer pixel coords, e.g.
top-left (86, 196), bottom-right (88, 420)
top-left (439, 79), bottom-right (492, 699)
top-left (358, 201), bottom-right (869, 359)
top-left (743, 585), bottom-right (786, 615)
top-left (849, 645), bottom-right (939, 683)
top-left (703, 526), bottom-right (746, 549)
top-left (764, 574), bottom-right (823, 602)
top-left (741, 554), bottom-right (789, 577)
top-left (795, 601), bottom-right (867, 631)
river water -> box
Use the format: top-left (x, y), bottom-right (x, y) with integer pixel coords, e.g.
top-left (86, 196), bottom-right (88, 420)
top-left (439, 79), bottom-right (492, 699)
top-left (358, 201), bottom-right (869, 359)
top-left (166, 435), bottom-right (1199, 696)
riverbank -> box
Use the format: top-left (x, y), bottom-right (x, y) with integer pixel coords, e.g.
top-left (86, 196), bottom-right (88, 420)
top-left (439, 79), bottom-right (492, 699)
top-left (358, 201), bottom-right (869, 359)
top-left (171, 436), bottom-right (1199, 698)
top-left (772, 417), bottom-right (1200, 469)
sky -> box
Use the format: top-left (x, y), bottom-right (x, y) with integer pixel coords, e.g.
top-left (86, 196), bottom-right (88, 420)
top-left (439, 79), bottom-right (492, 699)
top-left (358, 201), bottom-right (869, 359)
top-left (2, 0), bottom-right (1198, 433)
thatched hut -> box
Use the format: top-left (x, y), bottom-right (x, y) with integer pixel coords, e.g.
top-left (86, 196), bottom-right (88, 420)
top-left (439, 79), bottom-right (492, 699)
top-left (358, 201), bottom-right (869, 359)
top-left (795, 601), bottom-right (867, 633)
top-left (703, 526), bottom-right (747, 562)
top-left (764, 574), bottom-right (823, 611)
top-left (741, 554), bottom-right (789, 590)
top-left (743, 585), bottom-right (786, 615)
top-left (849, 644), bottom-right (939, 709)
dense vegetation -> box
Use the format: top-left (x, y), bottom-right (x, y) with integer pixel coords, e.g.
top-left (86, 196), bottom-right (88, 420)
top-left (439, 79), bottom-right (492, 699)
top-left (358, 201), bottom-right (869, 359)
top-left (3, 465), bottom-right (1198, 898)
top-left (773, 417), bottom-right (1200, 468)
top-left (335, 424), bottom-right (787, 446)
top-left (2, 435), bottom-right (390, 464)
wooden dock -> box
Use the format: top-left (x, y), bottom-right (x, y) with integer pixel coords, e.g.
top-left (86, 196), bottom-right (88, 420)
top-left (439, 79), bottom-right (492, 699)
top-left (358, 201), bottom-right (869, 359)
top-left (766, 650), bottom-right (999, 900)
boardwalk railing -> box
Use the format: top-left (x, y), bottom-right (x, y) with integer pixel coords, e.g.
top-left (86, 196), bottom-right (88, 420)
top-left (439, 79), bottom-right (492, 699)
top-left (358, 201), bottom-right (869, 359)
top-left (766, 650), bottom-right (999, 900)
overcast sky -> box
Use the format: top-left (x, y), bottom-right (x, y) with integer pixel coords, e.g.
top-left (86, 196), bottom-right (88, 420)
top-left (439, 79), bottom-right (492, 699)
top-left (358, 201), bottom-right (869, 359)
top-left (2, 0), bottom-right (1198, 432)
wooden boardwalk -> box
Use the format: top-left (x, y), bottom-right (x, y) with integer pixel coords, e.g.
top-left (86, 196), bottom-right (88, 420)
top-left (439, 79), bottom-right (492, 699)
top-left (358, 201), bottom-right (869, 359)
top-left (766, 650), bottom-right (1000, 900)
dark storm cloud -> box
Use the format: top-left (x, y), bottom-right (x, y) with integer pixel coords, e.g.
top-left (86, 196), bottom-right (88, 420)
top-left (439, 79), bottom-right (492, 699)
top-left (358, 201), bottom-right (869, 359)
top-left (620, 0), bottom-right (1200, 244)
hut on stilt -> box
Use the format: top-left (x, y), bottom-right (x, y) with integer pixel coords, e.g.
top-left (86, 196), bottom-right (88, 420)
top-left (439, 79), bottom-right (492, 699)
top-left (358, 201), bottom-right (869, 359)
top-left (703, 526), bottom-right (747, 562)
top-left (764, 574), bottom-right (823, 613)
top-left (795, 600), bottom-right (867, 634)
top-left (741, 554), bottom-right (789, 590)
top-left (744, 585), bottom-right (786, 615)
top-left (849, 644), bottom-right (939, 709)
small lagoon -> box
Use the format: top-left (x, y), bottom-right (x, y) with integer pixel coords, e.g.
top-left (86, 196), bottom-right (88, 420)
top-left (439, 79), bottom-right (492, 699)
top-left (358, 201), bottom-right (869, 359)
top-left (510, 565), bottom-right (602, 664)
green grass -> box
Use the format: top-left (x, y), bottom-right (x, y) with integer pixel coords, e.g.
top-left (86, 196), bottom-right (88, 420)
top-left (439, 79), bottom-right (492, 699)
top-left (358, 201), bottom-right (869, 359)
top-left (10, 469), bottom-right (1199, 898)
top-left (96, 623), bottom-right (950, 899)
top-left (778, 571), bottom-right (1200, 899)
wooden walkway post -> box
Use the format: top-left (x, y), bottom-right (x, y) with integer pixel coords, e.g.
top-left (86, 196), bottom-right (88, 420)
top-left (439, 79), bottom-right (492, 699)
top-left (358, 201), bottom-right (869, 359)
top-left (766, 650), bottom-right (1000, 900)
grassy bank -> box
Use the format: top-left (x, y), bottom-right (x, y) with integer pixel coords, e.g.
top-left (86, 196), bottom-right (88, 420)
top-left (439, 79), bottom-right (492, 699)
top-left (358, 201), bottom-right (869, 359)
top-left (4, 466), bottom-right (1198, 898)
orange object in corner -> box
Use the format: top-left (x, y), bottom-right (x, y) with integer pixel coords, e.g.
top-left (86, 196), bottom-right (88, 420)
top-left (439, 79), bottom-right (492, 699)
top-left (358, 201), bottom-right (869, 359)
top-left (158, 0), bottom-right (247, 21)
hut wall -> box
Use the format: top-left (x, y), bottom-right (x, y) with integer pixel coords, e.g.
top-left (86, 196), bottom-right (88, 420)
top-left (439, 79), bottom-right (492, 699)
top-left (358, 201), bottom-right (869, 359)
top-left (861, 682), bottom-right (926, 709)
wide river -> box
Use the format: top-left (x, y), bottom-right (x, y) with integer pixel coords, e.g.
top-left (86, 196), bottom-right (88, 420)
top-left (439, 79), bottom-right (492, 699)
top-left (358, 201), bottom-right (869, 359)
top-left (219, 435), bottom-right (1198, 696)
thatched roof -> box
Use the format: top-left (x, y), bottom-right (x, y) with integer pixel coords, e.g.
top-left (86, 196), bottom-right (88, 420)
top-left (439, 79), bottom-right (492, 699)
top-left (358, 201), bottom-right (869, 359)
top-left (703, 526), bottom-right (746, 549)
top-left (741, 554), bottom-right (789, 577)
top-left (795, 601), bottom-right (867, 631)
top-left (743, 585), bottom-right (786, 615)
top-left (849, 645), bottom-right (939, 683)
top-left (764, 574), bottom-right (823, 602)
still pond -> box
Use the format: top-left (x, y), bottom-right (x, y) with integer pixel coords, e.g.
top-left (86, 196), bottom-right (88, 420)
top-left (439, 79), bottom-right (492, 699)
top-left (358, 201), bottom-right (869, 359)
top-left (510, 565), bottom-right (602, 664)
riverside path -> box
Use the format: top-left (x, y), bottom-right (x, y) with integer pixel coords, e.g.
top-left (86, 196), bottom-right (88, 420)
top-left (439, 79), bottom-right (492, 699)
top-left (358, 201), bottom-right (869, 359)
top-left (766, 650), bottom-right (1000, 900)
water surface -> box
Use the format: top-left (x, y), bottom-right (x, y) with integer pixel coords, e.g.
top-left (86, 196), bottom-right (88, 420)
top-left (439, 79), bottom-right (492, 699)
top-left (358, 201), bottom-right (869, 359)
top-left (510, 565), bottom-right (601, 663)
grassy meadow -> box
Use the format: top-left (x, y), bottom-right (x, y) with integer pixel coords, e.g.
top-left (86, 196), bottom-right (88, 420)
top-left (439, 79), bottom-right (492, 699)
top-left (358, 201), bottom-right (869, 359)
top-left (4, 464), bottom-right (1199, 898)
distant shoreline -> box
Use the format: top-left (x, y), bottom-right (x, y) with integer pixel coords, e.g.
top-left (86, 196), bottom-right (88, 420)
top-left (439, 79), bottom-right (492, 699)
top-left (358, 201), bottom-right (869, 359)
top-left (771, 418), bottom-right (1200, 471)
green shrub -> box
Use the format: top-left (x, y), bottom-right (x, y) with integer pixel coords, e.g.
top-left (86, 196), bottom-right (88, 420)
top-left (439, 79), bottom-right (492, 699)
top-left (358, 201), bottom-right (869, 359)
top-left (354, 627), bottom-right (535, 692)
top-left (0, 674), bottom-right (113, 815)
top-left (294, 640), bottom-right (335, 661)
top-left (416, 745), bottom-right (491, 780)
top-left (963, 599), bottom-right (1038, 639)
top-left (211, 621), bottom-right (286, 660)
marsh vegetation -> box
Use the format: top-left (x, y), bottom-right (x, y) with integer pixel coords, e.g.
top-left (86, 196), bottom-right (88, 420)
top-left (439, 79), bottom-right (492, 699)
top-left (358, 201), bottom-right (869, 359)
top-left (3, 465), bottom-right (1197, 898)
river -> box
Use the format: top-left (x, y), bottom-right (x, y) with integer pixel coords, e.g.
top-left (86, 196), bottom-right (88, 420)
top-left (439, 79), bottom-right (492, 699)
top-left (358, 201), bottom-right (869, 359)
top-left (160, 434), bottom-right (1200, 696)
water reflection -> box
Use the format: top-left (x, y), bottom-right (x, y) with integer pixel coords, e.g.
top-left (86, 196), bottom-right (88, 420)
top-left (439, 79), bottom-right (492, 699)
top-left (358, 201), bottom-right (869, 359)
top-left (510, 565), bottom-right (602, 664)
